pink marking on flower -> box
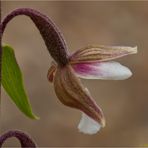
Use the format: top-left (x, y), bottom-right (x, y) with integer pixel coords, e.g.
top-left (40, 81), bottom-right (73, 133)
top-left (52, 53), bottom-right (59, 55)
top-left (72, 62), bottom-right (102, 76)
top-left (72, 61), bottom-right (132, 80)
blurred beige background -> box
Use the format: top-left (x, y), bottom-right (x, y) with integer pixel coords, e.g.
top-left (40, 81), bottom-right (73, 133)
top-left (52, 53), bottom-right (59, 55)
top-left (1, 1), bottom-right (148, 147)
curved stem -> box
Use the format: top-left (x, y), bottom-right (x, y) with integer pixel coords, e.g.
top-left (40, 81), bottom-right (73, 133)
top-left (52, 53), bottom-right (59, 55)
top-left (0, 130), bottom-right (36, 147)
top-left (0, 0), bottom-right (2, 133)
top-left (0, 7), bottom-right (70, 134)
top-left (1, 8), bottom-right (69, 66)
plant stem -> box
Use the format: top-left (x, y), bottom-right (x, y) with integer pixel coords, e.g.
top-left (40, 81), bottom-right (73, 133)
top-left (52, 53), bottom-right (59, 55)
top-left (0, 0), bottom-right (2, 134)
top-left (1, 8), bottom-right (69, 67)
top-left (0, 130), bottom-right (36, 147)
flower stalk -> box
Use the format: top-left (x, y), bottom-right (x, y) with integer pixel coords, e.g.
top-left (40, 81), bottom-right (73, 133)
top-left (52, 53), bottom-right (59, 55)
top-left (1, 8), bottom-right (69, 66)
top-left (0, 130), bottom-right (36, 147)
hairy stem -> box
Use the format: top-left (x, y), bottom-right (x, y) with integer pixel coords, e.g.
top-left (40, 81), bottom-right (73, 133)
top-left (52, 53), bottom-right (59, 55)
top-left (0, 0), bottom-right (2, 133)
top-left (0, 130), bottom-right (36, 147)
top-left (1, 8), bottom-right (69, 66)
top-left (0, 7), bottom-right (70, 134)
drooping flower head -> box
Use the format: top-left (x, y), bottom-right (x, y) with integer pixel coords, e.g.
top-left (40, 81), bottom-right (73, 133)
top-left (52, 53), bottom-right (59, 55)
top-left (1, 8), bottom-right (137, 134)
top-left (48, 45), bottom-right (137, 134)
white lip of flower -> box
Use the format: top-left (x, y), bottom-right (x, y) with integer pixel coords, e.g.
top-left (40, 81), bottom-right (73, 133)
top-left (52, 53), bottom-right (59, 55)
top-left (48, 45), bottom-right (137, 135)
top-left (78, 113), bottom-right (102, 134)
top-left (72, 61), bottom-right (132, 80)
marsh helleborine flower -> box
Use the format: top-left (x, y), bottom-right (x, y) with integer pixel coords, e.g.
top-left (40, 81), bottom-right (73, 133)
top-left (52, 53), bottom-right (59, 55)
top-left (1, 8), bottom-right (137, 134)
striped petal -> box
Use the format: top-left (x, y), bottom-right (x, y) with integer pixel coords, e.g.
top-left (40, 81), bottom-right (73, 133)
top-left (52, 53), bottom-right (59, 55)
top-left (72, 61), bottom-right (132, 80)
top-left (70, 45), bottom-right (137, 64)
top-left (53, 64), bottom-right (105, 131)
top-left (78, 113), bottom-right (102, 134)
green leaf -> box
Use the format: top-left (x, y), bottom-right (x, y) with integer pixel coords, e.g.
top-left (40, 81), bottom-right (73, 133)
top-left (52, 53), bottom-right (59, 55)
top-left (2, 45), bottom-right (39, 119)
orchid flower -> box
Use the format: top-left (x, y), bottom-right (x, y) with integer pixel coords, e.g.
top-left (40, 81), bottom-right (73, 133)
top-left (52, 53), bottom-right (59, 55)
top-left (48, 45), bottom-right (137, 134)
top-left (1, 8), bottom-right (137, 135)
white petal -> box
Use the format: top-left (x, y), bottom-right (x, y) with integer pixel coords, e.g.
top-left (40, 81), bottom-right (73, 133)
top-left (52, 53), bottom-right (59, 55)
top-left (78, 113), bottom-right (102, 135)
top-left (72, 61), bottom-right (132, 80)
